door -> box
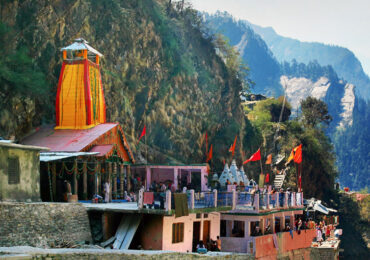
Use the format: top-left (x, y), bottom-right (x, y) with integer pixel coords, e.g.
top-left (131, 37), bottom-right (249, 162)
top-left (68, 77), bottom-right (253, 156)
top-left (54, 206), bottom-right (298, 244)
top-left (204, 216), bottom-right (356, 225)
top-left (202, 220), bottom-right (210, 245)
top-left (192, 221), bottom-right (201, 252)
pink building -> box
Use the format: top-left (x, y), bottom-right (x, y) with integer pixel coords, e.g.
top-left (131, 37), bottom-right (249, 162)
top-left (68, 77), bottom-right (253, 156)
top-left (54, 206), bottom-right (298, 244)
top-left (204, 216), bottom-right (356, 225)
top-left (219, 190), bottom-right (317, 258)
top-left (131, 164), bottom-right (209, 192)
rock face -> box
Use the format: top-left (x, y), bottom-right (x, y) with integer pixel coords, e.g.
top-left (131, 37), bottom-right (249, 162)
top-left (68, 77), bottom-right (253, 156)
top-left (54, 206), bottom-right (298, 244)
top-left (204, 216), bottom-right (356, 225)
top-left (0, 0), bottom-right (250, 169)
top-left (281, 75), bottom-right (355, 128)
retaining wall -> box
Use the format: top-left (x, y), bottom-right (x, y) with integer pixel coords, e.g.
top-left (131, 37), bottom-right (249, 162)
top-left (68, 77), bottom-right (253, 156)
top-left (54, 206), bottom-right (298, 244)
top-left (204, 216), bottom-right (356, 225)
top-left (0, 202), bottom-right (92, 247)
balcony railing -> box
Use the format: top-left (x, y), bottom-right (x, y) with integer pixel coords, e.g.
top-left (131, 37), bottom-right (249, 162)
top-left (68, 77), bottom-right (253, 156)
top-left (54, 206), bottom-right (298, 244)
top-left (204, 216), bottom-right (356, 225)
top-left (138, 189), bottom-right (304, 213)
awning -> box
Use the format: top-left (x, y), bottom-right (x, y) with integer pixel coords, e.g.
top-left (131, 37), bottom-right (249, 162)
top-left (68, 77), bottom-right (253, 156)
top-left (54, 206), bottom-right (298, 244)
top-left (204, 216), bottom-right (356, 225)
top-left (40, 152), bottom-right (99, 162)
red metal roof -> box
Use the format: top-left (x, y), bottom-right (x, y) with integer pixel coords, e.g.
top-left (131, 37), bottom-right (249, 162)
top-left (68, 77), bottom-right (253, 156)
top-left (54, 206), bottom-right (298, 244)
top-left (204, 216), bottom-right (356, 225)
top-left (89, 144), bottom-right (114, 157)
top-left (22, 123), bottom-right (118, 152)
top-left (21, 123), bottom-right (135, 163)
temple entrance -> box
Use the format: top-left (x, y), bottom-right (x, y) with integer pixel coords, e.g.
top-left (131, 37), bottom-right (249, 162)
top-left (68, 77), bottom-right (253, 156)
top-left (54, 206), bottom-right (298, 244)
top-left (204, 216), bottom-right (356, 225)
top-left (192, 221), bottom-right (201, 252)
top-left (191, 171), bottom-right (201, 191)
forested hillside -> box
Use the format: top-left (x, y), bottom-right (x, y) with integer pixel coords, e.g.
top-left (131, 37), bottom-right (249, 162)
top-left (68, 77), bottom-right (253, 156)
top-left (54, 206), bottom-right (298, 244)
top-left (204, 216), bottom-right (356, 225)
top-left (0, 0), bottom-right (257, 169)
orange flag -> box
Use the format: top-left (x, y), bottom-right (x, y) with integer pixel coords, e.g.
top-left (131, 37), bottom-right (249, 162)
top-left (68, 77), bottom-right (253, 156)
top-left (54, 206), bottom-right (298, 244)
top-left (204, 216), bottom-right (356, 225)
top-left (138, 125), bottom-right (146, 143)
top-left (293, 144), bottom-right (302, 164)
top-left (285, 149), bottom-right (294, 166)
top-left (229, 135), bottom-right (237, 156)
top-left (243, 148), bottom-right (261, 164)
top-left (265, 154), bottom-right (272, 165)
top-left (206, 144), bottom-right (213, 162)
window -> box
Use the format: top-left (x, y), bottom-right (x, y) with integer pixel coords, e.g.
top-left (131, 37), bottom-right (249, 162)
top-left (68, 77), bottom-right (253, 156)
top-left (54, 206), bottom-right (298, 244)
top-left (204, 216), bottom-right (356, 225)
top-left (172, 223), bottom-right (184, 243)
top-left (250, 221), bottom-right (261, 236)
top-left (196, 213), bottom-right (201, 219)
top-left (203, 214), bottom-right (208, 218)
top-left (8, 157), bottom-right (20, 184)
top-left (232, 221), bottom-right (245, 237)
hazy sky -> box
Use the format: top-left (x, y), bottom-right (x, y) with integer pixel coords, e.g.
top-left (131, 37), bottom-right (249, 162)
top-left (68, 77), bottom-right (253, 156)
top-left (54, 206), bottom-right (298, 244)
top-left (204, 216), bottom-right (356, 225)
top-left (190, 0), bottom-right (370, 76)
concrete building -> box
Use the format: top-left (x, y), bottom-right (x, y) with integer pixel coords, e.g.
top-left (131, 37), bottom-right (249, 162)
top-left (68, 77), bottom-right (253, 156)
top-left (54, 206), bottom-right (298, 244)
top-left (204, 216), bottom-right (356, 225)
top-left (0, 141), bottom-right (47, 202)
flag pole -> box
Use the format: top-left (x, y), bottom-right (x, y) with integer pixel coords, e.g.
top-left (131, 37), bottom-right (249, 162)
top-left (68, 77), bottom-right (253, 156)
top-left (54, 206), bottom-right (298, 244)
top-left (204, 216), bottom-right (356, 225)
top-left (145, 115), bottom-right (148, 165)
top-left (259, 147), bottom-right (263, 174)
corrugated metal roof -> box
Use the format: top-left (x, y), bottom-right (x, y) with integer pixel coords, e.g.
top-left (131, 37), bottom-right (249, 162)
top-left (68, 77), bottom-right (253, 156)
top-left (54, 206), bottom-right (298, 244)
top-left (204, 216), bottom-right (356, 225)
top-left (40, 152), bottom-right (99, 162)
top-left (61, 38), bottom-right (103, 57)
top-left (89, 144), bottom-right (114, 157)
top-left (21, 123), bottom-right (118, 152)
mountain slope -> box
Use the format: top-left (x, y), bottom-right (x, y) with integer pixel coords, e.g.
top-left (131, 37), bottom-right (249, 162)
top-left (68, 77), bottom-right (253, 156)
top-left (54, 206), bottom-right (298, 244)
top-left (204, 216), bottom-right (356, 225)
top-left (202, 12), bottom-right (282, 96)
top-left (248, 23), bottom-right (370, 99)
top-left (0, 0), bottom-right (257, 169)
top-left (203, 12), bottom-right (367, 191)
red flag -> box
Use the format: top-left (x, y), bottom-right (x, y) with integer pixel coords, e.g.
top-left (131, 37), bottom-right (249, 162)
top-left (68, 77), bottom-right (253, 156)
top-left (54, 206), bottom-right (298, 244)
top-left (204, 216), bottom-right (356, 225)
top-left (243, 148), bottom-right (261, 164)
top-left (138, 125), bottom-right (146, 142)
top-left (265, 173), bottom-right (270, 183)
top-left (206, 144), bottom-right (213, 162)
top-left (293, 144), bottom-right (302, 164)
top-left (229, 135), bottom-right (237, 156)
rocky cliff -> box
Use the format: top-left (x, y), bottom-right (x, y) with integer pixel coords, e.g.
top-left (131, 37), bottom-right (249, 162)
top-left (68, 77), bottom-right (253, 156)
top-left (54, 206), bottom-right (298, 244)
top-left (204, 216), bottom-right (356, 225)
top-left (0, 0), bottom-right (255, 169)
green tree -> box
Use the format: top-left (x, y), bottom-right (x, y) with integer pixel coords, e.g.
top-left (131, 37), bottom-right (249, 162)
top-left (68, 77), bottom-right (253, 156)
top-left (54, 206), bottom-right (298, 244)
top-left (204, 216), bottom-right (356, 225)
top-left (301, 96), bottom-right (332, 127)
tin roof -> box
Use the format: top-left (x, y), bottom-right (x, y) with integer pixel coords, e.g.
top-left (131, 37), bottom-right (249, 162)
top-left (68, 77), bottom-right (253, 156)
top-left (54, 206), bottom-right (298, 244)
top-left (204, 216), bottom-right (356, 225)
top-left (61, 38), bottom-right (103, 57)
top-left (88, 144), bottom-right (114, 157)
top-left (40, 152), bottom-right (99, 162)
top-left (22, 123), bottom-right (118, 152)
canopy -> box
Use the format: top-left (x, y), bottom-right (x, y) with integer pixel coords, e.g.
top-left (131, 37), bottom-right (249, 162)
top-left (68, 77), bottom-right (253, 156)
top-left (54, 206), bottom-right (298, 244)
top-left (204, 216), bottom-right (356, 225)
top-left (40, 152), bottom-right (98, 162)
top-left (61, 38), bottom-right (103, 57)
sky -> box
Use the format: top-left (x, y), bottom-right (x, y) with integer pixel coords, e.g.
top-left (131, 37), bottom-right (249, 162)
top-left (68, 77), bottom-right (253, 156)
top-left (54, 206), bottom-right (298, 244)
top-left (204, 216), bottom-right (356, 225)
top-left (190, 0), bottom-right (370, 76)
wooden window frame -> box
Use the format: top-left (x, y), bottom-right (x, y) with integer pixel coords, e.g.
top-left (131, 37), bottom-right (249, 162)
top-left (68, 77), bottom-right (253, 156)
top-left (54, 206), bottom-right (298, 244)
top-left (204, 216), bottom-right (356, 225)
top-left (172, 222), bottom-right (184, 243)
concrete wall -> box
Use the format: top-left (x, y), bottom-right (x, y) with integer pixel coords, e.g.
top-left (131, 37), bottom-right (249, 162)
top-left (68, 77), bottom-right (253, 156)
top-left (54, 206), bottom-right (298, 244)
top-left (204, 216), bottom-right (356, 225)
top-left (138, 214), bottom-right (163, 250)
top-left (0, 145), bottom-right (40, 202)
top-left (162, 213), bottom-right (220, 252)
top-left (0, 202), bottom-right (92, 247)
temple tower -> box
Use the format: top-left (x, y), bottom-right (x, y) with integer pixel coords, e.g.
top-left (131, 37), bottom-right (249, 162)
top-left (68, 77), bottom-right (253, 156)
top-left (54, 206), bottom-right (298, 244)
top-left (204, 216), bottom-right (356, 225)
top-left (55, 38), bottom-right (106, 129)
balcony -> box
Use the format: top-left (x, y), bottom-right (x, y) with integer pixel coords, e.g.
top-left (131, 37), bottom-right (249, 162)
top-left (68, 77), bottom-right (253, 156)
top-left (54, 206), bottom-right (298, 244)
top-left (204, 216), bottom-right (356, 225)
top-left (137, 188), bottom-right (304, 214)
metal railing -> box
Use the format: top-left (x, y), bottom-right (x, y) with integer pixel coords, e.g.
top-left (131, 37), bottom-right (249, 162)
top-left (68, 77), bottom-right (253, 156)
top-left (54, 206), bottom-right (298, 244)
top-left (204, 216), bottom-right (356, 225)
top-left (217, 192), bottom-right (233, 207)
top-left (194, 192), bottom-right (214, 208)
top-left (237, 192), bottom-right (253, 206)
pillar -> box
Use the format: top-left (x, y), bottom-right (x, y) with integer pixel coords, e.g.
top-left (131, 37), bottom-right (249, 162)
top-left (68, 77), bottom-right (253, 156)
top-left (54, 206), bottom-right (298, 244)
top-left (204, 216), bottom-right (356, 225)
top-left (190, 189), bottom-right (195, 209)
top-left (108, 162), bottom-right (112, 202)
top-left (165, 190), bottom-right (172, 211)
top-left (271, 214), bottom-right (275, 233)
top-left (83, 49), bottom-right (87, 59)
top-left (62, 50), bottom-right (67, 60)
top-left (276, 192), bottom-right (280, 208)
top-left (254, 194), bottom-right (259, 211)
top-left (52, 162), bottom-right (57, 201)
top-left (146, 166), bottom-right (151, 191)
top-left (173, 168), bottom-right (178, 191)
top-left (284, 192), bottom-right (288, 208)
top-left (267, 193), bottom-right (270, 209)
top-left (113, 162), bottom-right (117, 199)
top-left (138, 188), bottom-right (144, 209)
top-left (73, 160), bottom-right (78, 195)
top-left (293, 192), bottom-right (297, 207)
top-left (213, 189), bottom-right (217, 208)
top-left (232, 189), bottom-right (237, 210)
top-left (120, 164), bottom-right (124, 198)
top-left (97, 162), bottom-right (101, 195)
top-left (127, 165), bottom-right (131, 192)
top-left (83, 161), bottom-right (87, 200)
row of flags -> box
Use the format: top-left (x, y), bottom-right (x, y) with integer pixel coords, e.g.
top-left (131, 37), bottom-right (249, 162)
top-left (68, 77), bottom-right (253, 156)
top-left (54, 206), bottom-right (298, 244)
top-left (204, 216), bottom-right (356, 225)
top-left (137, 127), bottom-right (302, 167)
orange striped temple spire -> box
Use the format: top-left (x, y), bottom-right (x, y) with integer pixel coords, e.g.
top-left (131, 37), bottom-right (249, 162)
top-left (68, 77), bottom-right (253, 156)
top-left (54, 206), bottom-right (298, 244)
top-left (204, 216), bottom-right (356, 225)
top-left (55, 38), bottom-right (106, 129)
